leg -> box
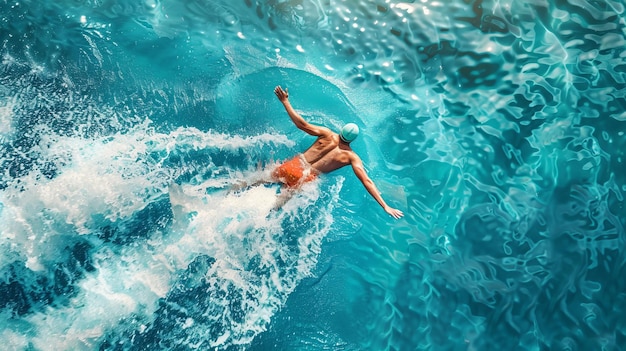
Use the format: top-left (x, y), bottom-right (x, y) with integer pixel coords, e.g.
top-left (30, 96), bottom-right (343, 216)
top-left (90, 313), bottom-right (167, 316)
top-left (229, 169), bottom-right (278, 194)
top-left (272, 188), bottom-right (296, 210)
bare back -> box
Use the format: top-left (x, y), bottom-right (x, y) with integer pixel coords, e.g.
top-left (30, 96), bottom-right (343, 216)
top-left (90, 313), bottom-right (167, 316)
top-left (301, 132), bottom-right (355, 174)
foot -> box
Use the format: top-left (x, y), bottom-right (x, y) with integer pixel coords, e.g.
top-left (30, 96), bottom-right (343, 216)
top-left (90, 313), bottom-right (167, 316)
top-left (228, 180), bottom-right (249, 194)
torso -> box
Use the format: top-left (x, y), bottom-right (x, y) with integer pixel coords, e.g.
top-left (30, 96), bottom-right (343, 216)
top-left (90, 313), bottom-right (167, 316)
top-left (302, 133), bottom-right (354, 173)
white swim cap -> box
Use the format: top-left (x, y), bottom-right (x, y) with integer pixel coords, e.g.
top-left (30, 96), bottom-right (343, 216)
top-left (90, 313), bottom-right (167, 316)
top-left (340, 123), bottom-right (359, 143)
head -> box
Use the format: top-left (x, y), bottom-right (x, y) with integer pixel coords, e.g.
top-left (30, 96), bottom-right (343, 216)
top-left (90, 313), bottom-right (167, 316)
top-left (339, 123), bottom-right (359, 143)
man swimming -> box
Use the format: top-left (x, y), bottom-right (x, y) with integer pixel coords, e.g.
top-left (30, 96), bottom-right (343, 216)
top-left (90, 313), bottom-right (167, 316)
top-left (270, 85), bottom-right (404, 219)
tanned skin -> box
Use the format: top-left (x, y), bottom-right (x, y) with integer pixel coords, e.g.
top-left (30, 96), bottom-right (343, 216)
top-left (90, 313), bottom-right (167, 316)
top-left (273, 85), bottom-right (404, 219)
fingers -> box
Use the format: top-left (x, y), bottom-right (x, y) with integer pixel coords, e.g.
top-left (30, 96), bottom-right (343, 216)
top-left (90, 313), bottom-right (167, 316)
top-left (388, 208), bottom-right (404, 219)
top-left (274, 85), bottom-right (288, 99)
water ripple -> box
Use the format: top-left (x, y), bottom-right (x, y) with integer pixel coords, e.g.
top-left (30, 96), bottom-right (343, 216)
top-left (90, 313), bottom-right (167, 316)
top-left (1, 0), bottom-right (625, 349)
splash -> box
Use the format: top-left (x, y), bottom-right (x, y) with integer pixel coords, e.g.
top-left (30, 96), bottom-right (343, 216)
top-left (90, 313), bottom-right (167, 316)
top-left (0, 119), bottom-right (338, 349)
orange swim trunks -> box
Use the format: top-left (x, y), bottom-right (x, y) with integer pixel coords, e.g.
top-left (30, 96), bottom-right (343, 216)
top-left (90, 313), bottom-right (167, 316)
top-left (272, 155), bottom-right (318, 188)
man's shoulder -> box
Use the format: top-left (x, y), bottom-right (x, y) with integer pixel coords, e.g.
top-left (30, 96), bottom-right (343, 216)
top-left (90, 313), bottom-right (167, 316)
top-left (316, 131), bottom-right (337, 144)
top-left (317, 126), bottom-right (335, 136)
top-left (346, 149), bottom-right (362, 164)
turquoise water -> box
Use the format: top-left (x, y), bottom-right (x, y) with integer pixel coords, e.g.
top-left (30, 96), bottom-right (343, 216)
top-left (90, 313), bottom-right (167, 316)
top-left (1, 0), bottom-right (625, 349)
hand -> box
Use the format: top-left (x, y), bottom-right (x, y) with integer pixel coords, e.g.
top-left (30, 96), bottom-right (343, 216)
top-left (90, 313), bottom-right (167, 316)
top-left (274, 85), bottom-right (289, 102)
top-left (385, 206), bottom-right (404, 219)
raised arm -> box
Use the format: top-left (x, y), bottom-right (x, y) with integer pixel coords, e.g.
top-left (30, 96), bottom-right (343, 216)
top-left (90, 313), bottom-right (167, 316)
top-left (274, 86), bottom-right (330, 137)
top-left (351, 156), bottom-right (404, 219)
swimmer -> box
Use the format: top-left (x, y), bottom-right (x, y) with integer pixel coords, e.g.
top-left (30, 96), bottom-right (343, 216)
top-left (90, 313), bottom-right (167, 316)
top-left (268, 85), bottom-right (404, 219)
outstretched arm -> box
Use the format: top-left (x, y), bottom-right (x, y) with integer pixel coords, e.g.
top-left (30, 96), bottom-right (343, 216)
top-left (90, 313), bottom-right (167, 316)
top-left (351, 156), bottom-right (404, 219)
top-left (274, 86), bottom-right (331, 137)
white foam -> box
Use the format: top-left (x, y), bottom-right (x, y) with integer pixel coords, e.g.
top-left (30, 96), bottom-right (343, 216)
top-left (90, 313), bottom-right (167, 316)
top-left (25, 241), bottom-right (173, 351)
top-left (0, 97), bottom-right (15, 141)
top-left (0, 122), bottom-right (335, 349)
top-left (154, 178), bottom-right (339, 348)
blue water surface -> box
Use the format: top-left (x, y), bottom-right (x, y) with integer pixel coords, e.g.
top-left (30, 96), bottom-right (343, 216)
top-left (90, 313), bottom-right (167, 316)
top-left (1, 0), bottom-right (625, 350)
